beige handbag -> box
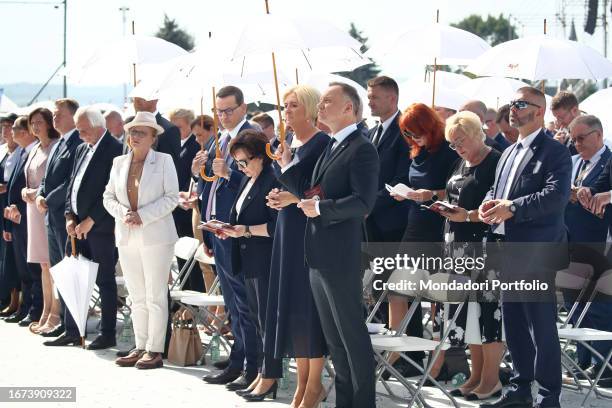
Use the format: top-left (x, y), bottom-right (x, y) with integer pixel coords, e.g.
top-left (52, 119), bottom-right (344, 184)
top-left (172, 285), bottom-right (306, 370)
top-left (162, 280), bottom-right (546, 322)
top-left (168, 308), bottom-right (203, 366)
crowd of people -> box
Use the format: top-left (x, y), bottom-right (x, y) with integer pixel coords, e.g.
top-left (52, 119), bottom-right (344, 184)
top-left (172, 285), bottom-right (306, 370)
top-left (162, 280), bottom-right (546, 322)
top-left (0, 75), bottom-right (611, 408)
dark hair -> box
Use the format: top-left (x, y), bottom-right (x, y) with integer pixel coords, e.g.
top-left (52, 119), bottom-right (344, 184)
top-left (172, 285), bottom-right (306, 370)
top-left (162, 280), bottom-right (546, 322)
top-left (251, 113), bottom-right (274, 129)
top-left (400, 103), bottom-right (445, 159)
top-left (55, 98), bottom-right (80, 115)
top-left (551, 91), bottom-right (578, 111)
top-left (496, 104), bottom-right (511, 124)
top-left (28, 107), bottom-right (60, 139)
top-left (191, 115), bottom-right (214, 131)
top-left (367, 75), bottom-right (399, 96)
top-left (229, 129), bottom-right (272, 167)
top-left (329, 81), bottom-right (361, 116)
top-left (217, 85), bottom-right (244, 106)
top-left (0, 113), bottom-right (18, 124)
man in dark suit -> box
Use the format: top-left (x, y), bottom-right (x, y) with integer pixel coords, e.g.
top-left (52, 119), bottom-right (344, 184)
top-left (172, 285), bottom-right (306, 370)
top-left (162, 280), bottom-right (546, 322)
top-left (280, 82), bottom-right (379, 408)
top-left (133, 97), bottom-right (180, 165)
top-left (192, 86), bottom-right (259, 390)
top-left (565, 115), bottom-right (612, 384)
top-left (551, 91), bottom-right (579, 155)
top-left (485, 108), bottom-right (511, 152)
top-left (44, 107), bottom-right (123, 348)
top-left (479, 87), bottom-right (572, 408)
top-left (170, 109), bottom-right (204, 291)
top-left (495, 104), bottom-right (519, 146)
top-left (35, 99), bottom-right (82, 337)
top-left (3, 116), bottom-right (42, 325)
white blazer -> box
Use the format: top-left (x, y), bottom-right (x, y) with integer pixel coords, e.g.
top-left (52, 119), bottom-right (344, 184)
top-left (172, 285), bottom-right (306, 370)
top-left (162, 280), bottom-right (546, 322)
top-left (103, 149), bottom-right (179, 247)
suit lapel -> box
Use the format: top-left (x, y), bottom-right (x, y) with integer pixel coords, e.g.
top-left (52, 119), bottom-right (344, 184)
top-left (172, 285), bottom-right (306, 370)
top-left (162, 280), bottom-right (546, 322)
top-left (584, 147), bottom-right (611, 186)
top-left (236, 177), bottom-right (260, 222)
top-left (507, 132), bottom-right (544, 196)
top-left (138, 149), bottom-right (157, 201)
top-left (313, 131), bottom-right (355, 185)
top-left (376, 112), bottom-right (400, 151)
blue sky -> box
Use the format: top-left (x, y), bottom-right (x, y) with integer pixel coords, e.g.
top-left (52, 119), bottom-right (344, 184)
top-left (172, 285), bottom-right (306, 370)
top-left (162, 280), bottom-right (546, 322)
top-left (0, 0), bottom-right (605, 100)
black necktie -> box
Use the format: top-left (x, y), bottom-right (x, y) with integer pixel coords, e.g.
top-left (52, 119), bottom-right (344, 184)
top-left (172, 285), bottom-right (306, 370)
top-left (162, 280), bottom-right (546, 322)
top-left (320, 138), bottom-right (337, 165)
top-left (495, 143), bottom-right (523, 199)
top-left (574, 159), bottom-right (590, 186)
top-left (372, 124), bottom-right (384, 146)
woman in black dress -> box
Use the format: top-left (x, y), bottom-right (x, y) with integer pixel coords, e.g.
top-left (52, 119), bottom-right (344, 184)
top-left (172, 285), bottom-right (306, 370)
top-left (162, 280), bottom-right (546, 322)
top-left (266, 85), bottom-right (329, 408)
top-left (438, 111), bottom-right (504, 401)
top-left (390, 103), bottom-right (459, 369)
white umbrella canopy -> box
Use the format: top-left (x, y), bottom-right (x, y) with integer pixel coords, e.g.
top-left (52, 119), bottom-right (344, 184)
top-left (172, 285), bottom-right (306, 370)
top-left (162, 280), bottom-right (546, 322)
top-left (302, 72), bottom-right (371, 118)
top-left (465, 35), bottom-right (612, 81)
top-left (458, 77), bottom-right (531, 109)
top-left (63, 35), bottom-right (188, 85)
top-left (580, 87), bottom-right (612, 141)
top-left (0, 92), bottom-right (19, 113)
top-left (398, 80), bottom-right (468, 111)
top-left (49, 252), bottom-right (98, 341)
top-left (16, 100), bottom-right (56, 115)
top-left (367, 23), bottom-right (491, 66)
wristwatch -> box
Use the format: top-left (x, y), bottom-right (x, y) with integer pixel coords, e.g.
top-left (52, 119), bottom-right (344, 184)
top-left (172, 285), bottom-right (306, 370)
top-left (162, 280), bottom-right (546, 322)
top-left (244, 225), bottom-right (252, 239)
top-left (509, 203), bottom-right (517, 214)
top-left (431, 192), bottom-right (439, 202)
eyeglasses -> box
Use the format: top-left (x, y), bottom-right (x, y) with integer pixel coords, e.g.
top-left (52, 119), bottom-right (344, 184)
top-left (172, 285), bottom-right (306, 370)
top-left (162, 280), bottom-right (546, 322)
top-left (402, 130), bottom-right (422, 140)
top-left (213, 105), bottom-right (240, 117)
top-left (11, 126), bottom-right (25, 132)
top-left (235, 156), bottom-right (254, 169)
top-left (449, 136), bottom-right (468, 150)
top-left (128, 129), bottom-right (151, 138)
top-left (570, 129), bottom-right (598, 143)
top-left (510, 100), bottom-right (541, 110)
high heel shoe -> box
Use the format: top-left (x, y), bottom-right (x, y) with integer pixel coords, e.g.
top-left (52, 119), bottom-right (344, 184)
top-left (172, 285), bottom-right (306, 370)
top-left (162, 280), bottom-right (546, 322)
top-left (235, 383), bottom-right (257, 397)
top-left (465, 382), bottom-right (503, 401)
top-left (242, 381), bottom-right (278, 402)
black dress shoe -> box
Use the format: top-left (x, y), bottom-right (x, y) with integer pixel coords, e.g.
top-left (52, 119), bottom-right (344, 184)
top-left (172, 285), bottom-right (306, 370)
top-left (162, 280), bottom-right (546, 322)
top-left (226, 372), bottom-right (258, 391)
top-left (213, 358), bottom-right (230, 370)
top-left (17, 314), bottom-right (35, 327)
top-left (4, 312), bottom-right (26, 323)
top-left (242, 381), bottom-right (278, 401)
top-left (43, 333), bottom-right (81, 347)
top-left (202, 367), bottom-right (242, 385)
top-left (40, 326), bottom-right (65, 337)
top-left (0, 307), bottom-right (18, 317)
top-left (116, 345), bottom-right (136, 357)
top-left (480, 393), bottom-right (533, 408)
top-left (87, 334), bottom-right (116, 350)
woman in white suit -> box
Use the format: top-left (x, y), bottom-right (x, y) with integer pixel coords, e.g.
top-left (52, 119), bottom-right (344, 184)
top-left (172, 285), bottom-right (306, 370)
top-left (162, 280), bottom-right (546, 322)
top-left (103, 111), bottom-right (179, 370)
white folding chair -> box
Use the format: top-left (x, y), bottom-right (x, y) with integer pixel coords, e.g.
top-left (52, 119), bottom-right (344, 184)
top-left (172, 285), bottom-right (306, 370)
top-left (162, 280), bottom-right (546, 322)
top-left (558, 269), bottom-right (612, 406)
top-left (168, 237), bottom-right (201, 300)
top-left (556, 262), bottom-right (594, 328)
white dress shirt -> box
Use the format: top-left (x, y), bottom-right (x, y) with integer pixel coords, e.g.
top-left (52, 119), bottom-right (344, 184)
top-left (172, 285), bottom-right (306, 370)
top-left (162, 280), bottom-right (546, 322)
top-left (572, 145), bottom-right (606, 184)
top-left (3, 148), bottom-right (19, 183)
top-left (375, 111), bottom-right (400, 142)
top-left (495, 127), bottom-right (541, 235)
top-left (70, 134), bottom-right (104, 216)
top-left (235, 180), bottom-right (255, 216)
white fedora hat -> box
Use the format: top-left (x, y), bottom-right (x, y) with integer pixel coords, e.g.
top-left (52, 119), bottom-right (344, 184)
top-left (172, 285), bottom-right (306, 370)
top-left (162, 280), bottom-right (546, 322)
top-left (124, 111), bottom-right (164, 136)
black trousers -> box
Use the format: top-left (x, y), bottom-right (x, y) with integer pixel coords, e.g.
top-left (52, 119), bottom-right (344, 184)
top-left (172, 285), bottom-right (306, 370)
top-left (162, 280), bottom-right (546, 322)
top-left (64, 231), bottom-right (118, 337)
top-left (12, 220), bottom-right (42, 319)
top-left (245, 273), bottom-right (282, 379)
top-left (310, 267), bottom-right (375, 408)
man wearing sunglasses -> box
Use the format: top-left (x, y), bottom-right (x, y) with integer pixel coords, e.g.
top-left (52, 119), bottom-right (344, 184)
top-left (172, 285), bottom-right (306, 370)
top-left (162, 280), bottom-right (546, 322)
top-left (479, 87), bottom-right (572, 408)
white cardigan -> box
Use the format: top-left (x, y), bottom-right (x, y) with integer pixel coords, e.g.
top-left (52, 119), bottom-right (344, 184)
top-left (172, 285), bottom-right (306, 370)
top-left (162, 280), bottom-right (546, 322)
top-left (103, 149), bottom-right (179, 247)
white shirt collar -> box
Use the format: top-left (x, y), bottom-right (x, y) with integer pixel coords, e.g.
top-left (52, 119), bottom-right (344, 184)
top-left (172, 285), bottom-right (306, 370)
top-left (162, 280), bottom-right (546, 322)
top-left (380, 111), bottom-right (400, 134)
top-left (88, 130), bottom-right (106, 152)
top-left (181, 134), bottom-right (193, 147)
top-left (61, 128), bottom-right (76, 142)
top-left (226, 118), bottom-right (247, 139)
top-left (517, 127), bottom-right (542, 149)
top-left (583, 145), bottom-right (607, 165)
top-left (331, 123), bottom-right (358, 146)
top-left (24, 140), bottom-right (38, 154)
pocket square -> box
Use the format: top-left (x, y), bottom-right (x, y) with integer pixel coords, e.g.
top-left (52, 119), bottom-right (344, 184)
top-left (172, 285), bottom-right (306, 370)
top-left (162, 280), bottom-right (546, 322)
top-left (304, 185), bottom-right (325, 200)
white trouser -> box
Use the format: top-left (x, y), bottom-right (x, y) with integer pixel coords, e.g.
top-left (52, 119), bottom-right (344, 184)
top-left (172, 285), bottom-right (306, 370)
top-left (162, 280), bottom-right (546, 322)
top-left (118, 229), bottom-right (174, 353)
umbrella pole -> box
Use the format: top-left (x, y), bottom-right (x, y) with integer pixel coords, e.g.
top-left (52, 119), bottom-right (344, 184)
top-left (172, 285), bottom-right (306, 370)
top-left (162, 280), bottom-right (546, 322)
top-left (264, 0), bottom-right (283, 160)
top-left (81, 337), bottom-right (86, 348)
top-left (431, 57), bottom-right (438, 108)
top-left (71, 236), bottom-right (76, 257)
top-left (541, 18), bottom-right (546, 94)
top-left (295, 68), bottom-right (299, 84)
top-left (131, 21), bottom-right (137, 87)
top-left (201, 88), bottom-right (220, 182)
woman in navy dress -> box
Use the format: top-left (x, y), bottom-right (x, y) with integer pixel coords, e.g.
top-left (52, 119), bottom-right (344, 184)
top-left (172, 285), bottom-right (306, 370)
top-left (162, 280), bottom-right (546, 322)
top-left (390, 103), bottom-right (459, 373)
top-left (266, 85), bottom-right (330, 408)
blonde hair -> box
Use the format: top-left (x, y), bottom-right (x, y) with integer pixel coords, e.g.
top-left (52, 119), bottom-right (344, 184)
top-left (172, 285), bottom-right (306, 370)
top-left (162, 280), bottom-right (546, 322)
top-left (168, 108), bottom-right (195, 124)
top-left (445, 111), bottom-right (485, 143)
top-left (282, 85), bottom-right (321, 122)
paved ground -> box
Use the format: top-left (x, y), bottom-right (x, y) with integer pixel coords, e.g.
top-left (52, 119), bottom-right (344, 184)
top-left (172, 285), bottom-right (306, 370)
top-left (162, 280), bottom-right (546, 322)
top-left (0, 318), bottom-right (609, 408)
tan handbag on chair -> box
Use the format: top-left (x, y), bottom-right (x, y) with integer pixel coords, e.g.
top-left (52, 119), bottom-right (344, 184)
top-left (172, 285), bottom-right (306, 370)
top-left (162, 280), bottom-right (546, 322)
top-left (168, 308), bottom-right (203, 366)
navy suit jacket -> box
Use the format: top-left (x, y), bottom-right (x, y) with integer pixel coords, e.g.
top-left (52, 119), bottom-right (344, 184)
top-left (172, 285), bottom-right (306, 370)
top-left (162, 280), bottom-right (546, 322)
top-left (38, 130), bottom-right (82, 218)
top-left (565, 148), bottom-right (612, 242)
top-left (5, 146), bottom-right (28, 234)
top-left (155, 113), bottom-right (181, 168)
top-left (177, 134), bottom-right (201, 192)
top-left (366, 113), bottom-right (411, 234)
top-left (229, 165), bottom-right (279, 278)
top-left (493, 133), bottom-right (511, 152)
top-left (486, 130), bottom-right (572, 242)
top-left (65, 132), bottom-right (123, 234)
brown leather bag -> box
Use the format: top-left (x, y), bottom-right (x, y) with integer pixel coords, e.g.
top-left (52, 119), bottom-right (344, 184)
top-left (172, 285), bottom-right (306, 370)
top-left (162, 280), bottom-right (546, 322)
top-left (168, 308), bottom-right (203, 366)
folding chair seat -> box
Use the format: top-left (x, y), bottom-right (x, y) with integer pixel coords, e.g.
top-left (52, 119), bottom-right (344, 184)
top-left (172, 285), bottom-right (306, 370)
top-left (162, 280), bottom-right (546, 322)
top-left (555, 262), bottom-right (594, 328)
top-left (169, 237), bottom-right (200, 299)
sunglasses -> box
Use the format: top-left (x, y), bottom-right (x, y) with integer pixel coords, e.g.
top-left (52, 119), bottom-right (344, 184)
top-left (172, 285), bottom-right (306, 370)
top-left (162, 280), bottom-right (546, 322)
top-left (510, 100), bottom-right (541, 110)
top-left (235, 156), bottom-right (254, 169)
top-left (402, 130), bottom-right (422, 140)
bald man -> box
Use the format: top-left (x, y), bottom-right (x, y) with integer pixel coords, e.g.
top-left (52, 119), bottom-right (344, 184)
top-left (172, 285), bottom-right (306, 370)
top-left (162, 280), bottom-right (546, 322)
top-left (460, 100), bottom-right (504, 152)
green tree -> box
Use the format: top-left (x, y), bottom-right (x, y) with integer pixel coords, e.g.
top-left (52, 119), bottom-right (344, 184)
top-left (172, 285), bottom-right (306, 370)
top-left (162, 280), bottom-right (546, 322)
top-left (452, 14), bottom-right (518, 46)
top-left (155, 14), bottom-right (195, 51)
top-left (337, 23), bottom-right (381, 88)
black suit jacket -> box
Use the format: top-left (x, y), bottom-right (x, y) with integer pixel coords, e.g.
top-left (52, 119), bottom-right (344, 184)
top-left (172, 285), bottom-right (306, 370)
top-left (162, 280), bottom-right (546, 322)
top-left (177, 134), bottom-right (201, 192)
top-left (280, 128), bottom-right (379, 270)
top-left (590, 152), bottom-right (612, 199)
top-left (65, 132), bottom-right (123, 234)
top-left (38, 129), bottom-right (82, 216)
top-left (155, 113), bottom-right (181, 168)
top-left (367, 113), bottom-right (411, 234)
top-left (5, 146), bottom-right (30, 234)
top-left (229, 165), bottom-right (279, 278)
